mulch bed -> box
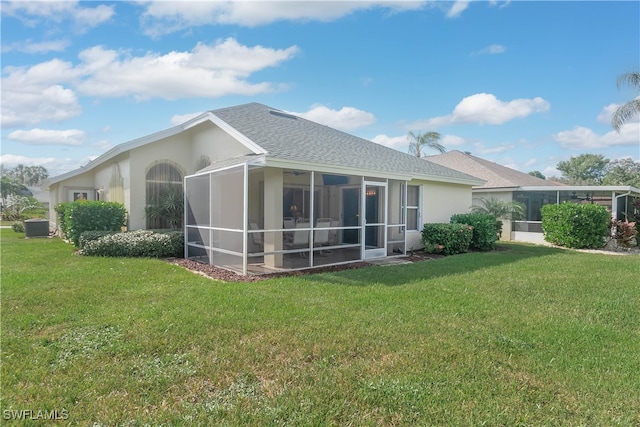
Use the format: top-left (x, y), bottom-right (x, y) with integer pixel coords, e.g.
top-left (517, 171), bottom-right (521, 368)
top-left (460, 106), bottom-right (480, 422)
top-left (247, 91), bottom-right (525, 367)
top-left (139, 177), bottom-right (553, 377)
top-left (168, 250), bottom-right (442, 282)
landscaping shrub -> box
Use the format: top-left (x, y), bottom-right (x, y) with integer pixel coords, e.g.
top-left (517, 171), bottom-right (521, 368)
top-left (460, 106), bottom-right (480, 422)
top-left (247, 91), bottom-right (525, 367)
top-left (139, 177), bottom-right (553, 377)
top-left (421, 223), bottom-right (473, 255)
top-left (11, 221), bottom-right (24, 233)
top-left (611, 218), bottom-right (637, 248)
top-left (541, 202), bottom-right (610, 249)
top-left (450, 213), bottom-right (498, 251)
top-left (79, 230), bottom-right (118, 249)
top-left (54, 202), bottom-right (72, 238)
top-left (57, 201), bottom-right (127, 247)
top-left (81, 230), bottom-right (184, 258)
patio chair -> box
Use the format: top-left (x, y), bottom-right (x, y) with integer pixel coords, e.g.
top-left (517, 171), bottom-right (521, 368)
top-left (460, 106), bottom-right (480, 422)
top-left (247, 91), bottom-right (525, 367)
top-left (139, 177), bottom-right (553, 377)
top-left (285, 220), bottom-right (310, 257)
top-left (249, 222), bottom-right (263, 251)
top-left (314, 220), bottom-right (331, 256)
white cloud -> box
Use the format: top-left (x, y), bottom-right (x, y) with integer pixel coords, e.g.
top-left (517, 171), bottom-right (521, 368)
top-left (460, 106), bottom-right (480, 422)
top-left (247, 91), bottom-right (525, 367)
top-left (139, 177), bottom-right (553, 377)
top-left (441, 134), bottom-right (467, 147)
top-left (0, 153), bottom-right (57, 168)
top-left (139, 1), bottom-right (424, 36)
top-left (552, 123), bottom-right (640, 150)
top-left (170, 112), bottom-right (204, 126)
top-left (289, 105), bottom-right (376, 131)
top-left (2, 39), bottom-right (70, 54)
top-left (410, 93), bottom-right (550, 129)
top-left (75, 39), bottom-right (299, 100)
top-left (7, 129), bottom-right (86, 146)
top-left (447, 1), bottom-right (470, 18)
top-left (2, 1), bottom-right (114, 32)
top-left (371, 134), bottom-right (408, 150)
top-left (472, 44), bottom-right (506, 56)
top-left (473, 142), bottom-right (515, 155)
top-left (1, 83), bottom-right (82, 127)
top-left (1, 39), bottom-right (298, 126)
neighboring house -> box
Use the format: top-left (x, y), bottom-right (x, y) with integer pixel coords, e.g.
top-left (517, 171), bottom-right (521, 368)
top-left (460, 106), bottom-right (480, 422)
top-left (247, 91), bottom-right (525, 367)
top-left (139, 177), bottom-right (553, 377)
top-left (427, 150), bottom-right (640, 243)
top-left (48, 103), bottom-right (484, 275)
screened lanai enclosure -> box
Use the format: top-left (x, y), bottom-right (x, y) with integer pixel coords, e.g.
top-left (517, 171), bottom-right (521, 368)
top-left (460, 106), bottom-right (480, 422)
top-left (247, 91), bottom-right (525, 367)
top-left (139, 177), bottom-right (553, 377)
top-left (185, 163), bottom-right (409, 275)
top-left (510, 186), bottom-right (640, 242)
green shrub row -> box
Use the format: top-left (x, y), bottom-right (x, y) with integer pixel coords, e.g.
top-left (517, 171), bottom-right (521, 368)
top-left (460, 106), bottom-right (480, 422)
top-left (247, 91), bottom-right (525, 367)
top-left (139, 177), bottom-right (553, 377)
top-left (541, 202), bottom-right (610, 249)
top-left (55, 201), bottom-right (127, 247)
top-left (80, 230), bottom-right (184, 258)
top-left (421, 223), bottom-right (473, 255)
top-left (450, 213), bottom-right (499, 251)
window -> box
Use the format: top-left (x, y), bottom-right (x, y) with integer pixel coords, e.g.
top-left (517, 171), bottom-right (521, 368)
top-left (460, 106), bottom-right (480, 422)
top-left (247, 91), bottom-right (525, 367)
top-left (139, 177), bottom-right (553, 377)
top-left (406, 185), bottom-right (420, 231)
top-left (146, 161), bottom-right (184, 229)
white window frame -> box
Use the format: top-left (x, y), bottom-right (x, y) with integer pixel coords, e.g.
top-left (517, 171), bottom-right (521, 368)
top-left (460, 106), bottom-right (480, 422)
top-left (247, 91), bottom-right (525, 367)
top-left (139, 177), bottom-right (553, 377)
top-left (406, 185), bottom-right (421, 231)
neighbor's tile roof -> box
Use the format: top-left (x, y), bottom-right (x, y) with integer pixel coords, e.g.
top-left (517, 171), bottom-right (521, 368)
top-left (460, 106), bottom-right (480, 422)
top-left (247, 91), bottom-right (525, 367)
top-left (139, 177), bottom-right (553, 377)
top-left (426, 150), bottom-right (564, 189)
top-left (210, 103), bottom-right (482, 184)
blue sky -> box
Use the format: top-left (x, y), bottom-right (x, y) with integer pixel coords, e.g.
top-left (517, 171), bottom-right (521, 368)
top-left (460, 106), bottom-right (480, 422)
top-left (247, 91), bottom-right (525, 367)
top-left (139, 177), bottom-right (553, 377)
top-left (1, 0), bottom-right (639, 179)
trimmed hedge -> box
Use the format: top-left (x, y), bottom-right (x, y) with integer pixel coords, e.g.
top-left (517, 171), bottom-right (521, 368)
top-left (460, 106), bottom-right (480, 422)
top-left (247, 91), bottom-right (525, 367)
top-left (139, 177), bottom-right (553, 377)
top-left (81, 230), bottom-right (184, 258)
top-left (421, 223), bottom-right (473, 255)
top-left (79, 230), bottom-right (118, 249)
top-left (56, 201), bottom-right (127, 247)
top-left (450, 213), bottom-right (498, 251)
top-left (541, 202), bottom-right (610, 249)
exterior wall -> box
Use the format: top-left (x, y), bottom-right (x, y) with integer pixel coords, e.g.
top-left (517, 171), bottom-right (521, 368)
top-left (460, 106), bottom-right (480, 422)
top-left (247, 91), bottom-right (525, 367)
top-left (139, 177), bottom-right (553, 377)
top-left (472, 190), bottom-right (514, 241)
top-left (128, 133), bottom-right (191, 229)
top-left (406, 181), bottom-right (473, 250)
top-left (189, 122), bottom-right (253, 171)
top-left (48, 172), bottom-right (96, 229)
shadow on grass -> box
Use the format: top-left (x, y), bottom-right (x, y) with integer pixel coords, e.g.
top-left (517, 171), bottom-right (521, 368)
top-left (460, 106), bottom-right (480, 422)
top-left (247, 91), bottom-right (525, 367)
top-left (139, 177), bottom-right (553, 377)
top-left (292, 243), bottom-right (568, 287)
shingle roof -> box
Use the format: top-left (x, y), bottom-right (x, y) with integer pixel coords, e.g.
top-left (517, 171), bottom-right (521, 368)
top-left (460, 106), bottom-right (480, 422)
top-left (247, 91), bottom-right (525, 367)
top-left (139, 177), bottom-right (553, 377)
top-left (210, 103), bottom-right (483, 185)
top-left (426, 150), bottom-right (564, 189)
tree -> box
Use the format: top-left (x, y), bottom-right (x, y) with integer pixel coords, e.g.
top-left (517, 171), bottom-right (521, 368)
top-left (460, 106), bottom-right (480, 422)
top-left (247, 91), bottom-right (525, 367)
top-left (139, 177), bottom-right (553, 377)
top-left (611, 71), bottom-right (640, 132)
top-left (528, 170), bottom-right (546, 180)
top-left (556, 154), bottom-right (609, 185)
top-left (603, 158), bottom-right (640, 188)
top-left (4, 164), bottom-right (49, 186)
top-left (471, 197), bottom-right (526, 221)
top-left (407, 131), bottom-right (445, 157)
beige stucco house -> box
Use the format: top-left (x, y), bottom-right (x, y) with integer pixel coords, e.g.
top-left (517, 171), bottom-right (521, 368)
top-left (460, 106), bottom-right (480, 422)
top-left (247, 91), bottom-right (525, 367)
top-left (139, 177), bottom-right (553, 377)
top-left (48, 103), bottom-right (484, 274)
top-left (427, 150), bottom-right (640, 243)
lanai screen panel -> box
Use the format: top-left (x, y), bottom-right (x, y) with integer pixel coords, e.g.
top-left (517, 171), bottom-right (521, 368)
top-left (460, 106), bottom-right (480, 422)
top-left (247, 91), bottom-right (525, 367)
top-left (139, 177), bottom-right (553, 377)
top-left (387, 180), bottom-right (406, 255)
top-left (185, 173), bottom-right (210, 263)
top-left (209, 165), bottom-right (245, 272)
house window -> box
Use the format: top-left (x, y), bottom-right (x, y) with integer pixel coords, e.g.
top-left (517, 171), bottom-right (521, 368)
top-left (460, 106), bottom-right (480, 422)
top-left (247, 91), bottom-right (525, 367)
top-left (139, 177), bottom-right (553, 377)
top-left (406, 185), bottom-right (420, 231)
top-left (145, 161), bottom-right (184, 229)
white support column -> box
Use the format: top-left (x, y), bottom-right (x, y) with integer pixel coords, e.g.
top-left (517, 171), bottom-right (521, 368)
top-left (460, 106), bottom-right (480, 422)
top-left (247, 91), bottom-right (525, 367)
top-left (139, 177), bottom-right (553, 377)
top-left (264, 168), bottom-right (283, 268)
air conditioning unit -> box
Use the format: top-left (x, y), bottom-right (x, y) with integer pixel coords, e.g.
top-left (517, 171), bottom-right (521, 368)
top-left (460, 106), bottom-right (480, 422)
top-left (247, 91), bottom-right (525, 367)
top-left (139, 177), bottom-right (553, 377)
top-left (24, 219), bottom-right (49, 238)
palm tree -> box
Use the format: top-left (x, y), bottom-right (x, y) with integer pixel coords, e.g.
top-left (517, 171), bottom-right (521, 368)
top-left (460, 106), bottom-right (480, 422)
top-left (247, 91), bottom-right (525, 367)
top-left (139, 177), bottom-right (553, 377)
top-left (407, 131), bottom-right (445, 157)
top-left (611, 71), bottom-right (640, 132)
top-left (471, 197), bottom-right (526, 221)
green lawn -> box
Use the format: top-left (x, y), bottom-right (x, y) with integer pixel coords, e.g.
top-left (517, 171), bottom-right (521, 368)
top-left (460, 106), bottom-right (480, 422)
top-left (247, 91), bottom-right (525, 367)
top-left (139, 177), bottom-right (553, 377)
top-left (1, 229), bottom-right (639, 425)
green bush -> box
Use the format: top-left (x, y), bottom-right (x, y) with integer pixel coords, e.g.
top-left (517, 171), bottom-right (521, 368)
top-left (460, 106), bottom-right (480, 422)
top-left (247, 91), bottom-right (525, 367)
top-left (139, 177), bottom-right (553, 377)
top-left (79, 230), bottom-right (118, 249)
top-left (541, 202), bottom-right (610, 249)
top-left (11, 221), bottom-right (25, 233)
top-left (54, 202), bottom-right (72, 237)
top-left (81, 230), bottom-right (184, 258)
top-left (421, 223), bottom-right (473, 255)
top-left (450, 213), bottom-right (498, 251)
top-left (57, 201), bottom-right (127, 247)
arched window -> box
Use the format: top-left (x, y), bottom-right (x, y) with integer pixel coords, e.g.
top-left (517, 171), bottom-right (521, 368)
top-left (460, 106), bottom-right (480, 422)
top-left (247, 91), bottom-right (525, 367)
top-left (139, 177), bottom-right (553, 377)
top-left (145, 161), bottom-right (184, 229)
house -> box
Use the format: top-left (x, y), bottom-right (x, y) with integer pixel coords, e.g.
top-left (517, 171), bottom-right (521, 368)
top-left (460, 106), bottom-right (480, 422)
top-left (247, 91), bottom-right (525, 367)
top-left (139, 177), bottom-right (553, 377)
top-left (48, 103), bottom-right (484, 274)
top-left (427, 150), bottom-right (640, 243)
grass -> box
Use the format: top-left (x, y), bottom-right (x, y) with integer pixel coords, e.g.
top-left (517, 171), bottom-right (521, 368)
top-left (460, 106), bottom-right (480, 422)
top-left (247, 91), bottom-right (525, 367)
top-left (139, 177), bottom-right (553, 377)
top-left (1, 228), bottom-right (639, 425)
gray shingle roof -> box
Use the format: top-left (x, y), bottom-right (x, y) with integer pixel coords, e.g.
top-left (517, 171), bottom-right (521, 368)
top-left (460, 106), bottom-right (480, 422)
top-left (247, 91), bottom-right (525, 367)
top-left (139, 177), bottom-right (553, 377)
top-left (211, 103), bottom-right (483, 185)
top-left (426, 150), bottom-right (564, 189)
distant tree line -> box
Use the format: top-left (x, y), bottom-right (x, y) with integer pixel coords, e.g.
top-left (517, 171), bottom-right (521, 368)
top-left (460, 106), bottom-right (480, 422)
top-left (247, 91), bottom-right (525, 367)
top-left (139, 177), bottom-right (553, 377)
top-left (530, 154), bottom-right (640, 188)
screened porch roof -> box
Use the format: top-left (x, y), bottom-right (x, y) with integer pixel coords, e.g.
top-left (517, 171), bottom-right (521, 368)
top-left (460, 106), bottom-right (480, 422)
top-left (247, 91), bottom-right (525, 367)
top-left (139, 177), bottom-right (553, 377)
top-left (194, 103), bottom-right (484, 185)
